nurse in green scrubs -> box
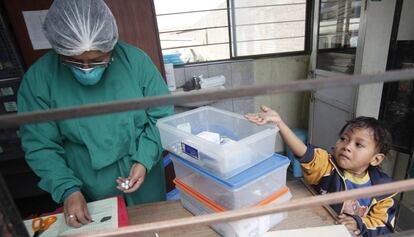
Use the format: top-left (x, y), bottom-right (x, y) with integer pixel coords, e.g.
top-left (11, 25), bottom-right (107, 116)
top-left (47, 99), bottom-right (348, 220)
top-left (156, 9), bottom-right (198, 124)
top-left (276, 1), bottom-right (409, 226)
top-left (17, 0), bottom-right (173, 228)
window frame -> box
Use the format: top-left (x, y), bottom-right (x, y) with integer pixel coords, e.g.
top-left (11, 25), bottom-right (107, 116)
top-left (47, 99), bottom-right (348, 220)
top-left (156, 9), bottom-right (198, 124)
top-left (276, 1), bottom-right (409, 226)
top-left (156, 0), bottom-right (314, 65)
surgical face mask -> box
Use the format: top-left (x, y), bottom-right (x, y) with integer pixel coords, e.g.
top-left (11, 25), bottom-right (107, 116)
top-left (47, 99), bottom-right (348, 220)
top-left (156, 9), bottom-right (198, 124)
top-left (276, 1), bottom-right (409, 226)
top-left (69, 66), bottom-right (107, 86)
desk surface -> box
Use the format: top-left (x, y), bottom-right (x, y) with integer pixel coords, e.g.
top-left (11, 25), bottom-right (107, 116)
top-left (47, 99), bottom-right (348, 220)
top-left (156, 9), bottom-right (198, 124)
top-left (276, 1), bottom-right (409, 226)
top-left (127, 180), bottom-right (335, 237)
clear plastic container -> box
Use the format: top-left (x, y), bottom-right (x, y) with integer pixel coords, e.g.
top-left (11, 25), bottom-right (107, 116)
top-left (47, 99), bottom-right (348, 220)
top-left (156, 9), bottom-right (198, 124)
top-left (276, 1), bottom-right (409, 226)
top-left (156, 106), bottom-right (278, 179)
top-left (176, 180), bottom-right (291, 237)
top-left (170, 153), bottom-right (290, 210)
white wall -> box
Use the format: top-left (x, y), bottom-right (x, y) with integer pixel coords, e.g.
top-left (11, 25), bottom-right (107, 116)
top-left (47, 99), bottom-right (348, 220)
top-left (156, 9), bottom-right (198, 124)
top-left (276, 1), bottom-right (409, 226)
top-left (397, 0), bottom-right (414, 41)
top-left (354, 0), bottom-right (396, 118)
top-left (173, 60), bottom-right (255, 115)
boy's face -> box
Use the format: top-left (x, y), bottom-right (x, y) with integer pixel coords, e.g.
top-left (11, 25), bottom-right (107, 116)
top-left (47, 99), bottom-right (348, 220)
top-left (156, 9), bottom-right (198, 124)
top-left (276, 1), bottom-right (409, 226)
top-left (334, 127), bottom-right (384, 176)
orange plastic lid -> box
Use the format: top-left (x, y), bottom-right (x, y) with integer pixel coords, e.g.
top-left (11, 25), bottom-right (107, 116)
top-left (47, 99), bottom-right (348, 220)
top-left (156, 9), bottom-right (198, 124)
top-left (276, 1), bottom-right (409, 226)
top-left (173, 178), bottom-right (289, 212)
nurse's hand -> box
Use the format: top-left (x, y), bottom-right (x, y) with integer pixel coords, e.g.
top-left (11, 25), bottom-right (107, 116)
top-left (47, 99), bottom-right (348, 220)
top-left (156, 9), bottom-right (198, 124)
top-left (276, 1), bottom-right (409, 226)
top-left (117, 162), bottom-right (146, 193)
top-left (64, 191), bottom-right (93, 228)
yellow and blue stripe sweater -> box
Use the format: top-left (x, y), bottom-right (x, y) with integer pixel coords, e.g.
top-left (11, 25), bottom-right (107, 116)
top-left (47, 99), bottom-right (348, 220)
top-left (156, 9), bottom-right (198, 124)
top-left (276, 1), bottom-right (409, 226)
top-left (300, 145), bottom-right (397, 237)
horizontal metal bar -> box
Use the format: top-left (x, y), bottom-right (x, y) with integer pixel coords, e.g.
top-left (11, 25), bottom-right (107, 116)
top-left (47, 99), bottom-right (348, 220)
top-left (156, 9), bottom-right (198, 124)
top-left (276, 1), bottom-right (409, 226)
top-left (159, 19), bottom-right (305, 35)
top-left (162, 35), bottom-right (305, 51)
top-left (156, 2), bottom-right (306, 17)
top-left (1, 69), bottom-right (413, 129)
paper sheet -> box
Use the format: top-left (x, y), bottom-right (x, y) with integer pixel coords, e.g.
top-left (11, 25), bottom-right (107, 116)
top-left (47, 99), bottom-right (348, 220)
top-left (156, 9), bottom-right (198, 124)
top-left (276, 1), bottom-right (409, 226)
top-left (263, 225), bottom-right (353, 237)
top-left (22, 10), bottom-right (52, 50)
top-left (24, 197), bottom-right (118, 237)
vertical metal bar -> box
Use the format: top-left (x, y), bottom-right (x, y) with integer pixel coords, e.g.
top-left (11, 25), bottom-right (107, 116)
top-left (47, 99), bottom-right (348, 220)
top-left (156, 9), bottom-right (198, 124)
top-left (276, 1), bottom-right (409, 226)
top-left (304, 0), bottom-right (314, 54)
top-left (0, 174), bottom-right (30, 237)
top-left (308, 0), bottom-right (321, 144)
top-left (228, 0), bottom-right (238, 57)
top-left (354, 0), bottom-right (367, 75)
top-left (343, 0), bottom-right (352, 47)
top-left (336, 0), bottom-right (346, 47)
top-left (309, 0), bottom-right (321, 72)
top-left (352, 0), bottom-right (367, 116)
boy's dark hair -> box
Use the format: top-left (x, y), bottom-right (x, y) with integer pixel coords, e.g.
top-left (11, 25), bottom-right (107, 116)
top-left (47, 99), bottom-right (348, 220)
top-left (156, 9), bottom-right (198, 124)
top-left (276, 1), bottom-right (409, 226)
top-left (339, 116), bottom-right (392, 155)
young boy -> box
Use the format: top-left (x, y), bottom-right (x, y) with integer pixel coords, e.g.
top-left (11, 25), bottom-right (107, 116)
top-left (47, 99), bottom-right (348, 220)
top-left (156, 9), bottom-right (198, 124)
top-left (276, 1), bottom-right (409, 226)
top-left (246, 105), bottom-right (397, 237)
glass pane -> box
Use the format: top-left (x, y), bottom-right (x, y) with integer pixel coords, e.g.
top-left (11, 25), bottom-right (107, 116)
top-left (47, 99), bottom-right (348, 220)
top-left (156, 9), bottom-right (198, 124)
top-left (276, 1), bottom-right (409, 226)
top-left (234, 0), bottom-right (306, 8)
top-left (154, 0), bottom-right (226, 14)
top-left (155, 0), bottom-right (308, 63)
top-left (163, 44), bottom-right (230, 63)
top-left (381, 63), bottom-right (414, 151)
top-left (155, 0), bottom-right (229, 64)
top-left (159, 27), bottom-right (228, 49)
top-left (316, 0), bottom-right (361, 74)
top-left (236, 37), bottom-right (305, 56)
top-left (230, 1), bottom-right (307, 57)
top-left (156, 10), bottom-right (228, 32)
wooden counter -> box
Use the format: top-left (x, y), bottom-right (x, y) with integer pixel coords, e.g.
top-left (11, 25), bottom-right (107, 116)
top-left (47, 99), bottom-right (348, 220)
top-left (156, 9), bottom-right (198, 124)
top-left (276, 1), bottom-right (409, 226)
top-left (127, 180), bottom-right (335, 237)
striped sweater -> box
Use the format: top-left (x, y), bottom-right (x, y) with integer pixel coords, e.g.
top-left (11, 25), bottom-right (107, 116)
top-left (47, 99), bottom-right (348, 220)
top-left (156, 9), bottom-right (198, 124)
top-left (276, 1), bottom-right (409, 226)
top-left (300, 145), bottom-right (397, 237)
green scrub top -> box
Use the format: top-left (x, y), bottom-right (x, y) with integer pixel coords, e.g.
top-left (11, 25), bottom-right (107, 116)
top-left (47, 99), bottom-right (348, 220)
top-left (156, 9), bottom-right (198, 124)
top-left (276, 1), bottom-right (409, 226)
top-left (17, 42), bottom-right (174, 205)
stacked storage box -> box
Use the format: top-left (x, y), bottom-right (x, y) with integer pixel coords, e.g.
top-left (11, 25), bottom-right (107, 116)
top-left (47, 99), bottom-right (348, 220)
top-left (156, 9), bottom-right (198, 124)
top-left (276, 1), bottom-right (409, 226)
top-left (156, 106), bottom-right (279, 179)
top-left (175, 180), bottom-right (291, 237)
top-left (157, 106), bottom-right (291, 237)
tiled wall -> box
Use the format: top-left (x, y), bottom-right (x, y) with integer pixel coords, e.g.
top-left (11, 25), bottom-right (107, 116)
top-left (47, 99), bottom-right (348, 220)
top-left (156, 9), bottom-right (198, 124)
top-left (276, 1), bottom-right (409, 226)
top-left (254, 55), bottom-right (309, 151)
top-left (254, 55), bottom-right (309, 129)
top-left (172, 55), bottom-right (310, 152)
top-left (173, 60), bottom-right (255, 115)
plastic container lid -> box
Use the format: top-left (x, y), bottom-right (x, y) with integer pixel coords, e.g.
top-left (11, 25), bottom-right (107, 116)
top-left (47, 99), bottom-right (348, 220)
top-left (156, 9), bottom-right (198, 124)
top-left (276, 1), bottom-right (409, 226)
top-left (174, 178), bottom-right (290, 212)
top-left (168, 153), bottom-right (290, 190)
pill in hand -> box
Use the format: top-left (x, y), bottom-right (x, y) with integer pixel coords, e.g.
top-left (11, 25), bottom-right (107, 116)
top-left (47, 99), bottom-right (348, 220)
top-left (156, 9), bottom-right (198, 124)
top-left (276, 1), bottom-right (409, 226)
top-left (121, 179), bottom-right (130, 190)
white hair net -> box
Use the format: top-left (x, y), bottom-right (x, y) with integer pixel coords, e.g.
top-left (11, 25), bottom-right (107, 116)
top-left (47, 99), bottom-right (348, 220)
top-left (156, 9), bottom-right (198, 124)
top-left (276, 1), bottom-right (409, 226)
top-left (43, 0), bottom-right (118, 56)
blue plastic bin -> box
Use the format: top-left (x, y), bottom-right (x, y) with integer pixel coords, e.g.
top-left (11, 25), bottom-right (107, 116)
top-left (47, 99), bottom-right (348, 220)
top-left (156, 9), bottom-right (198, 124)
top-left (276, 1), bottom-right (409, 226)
top-left (163, 52), bottom-right (184, 65)
top-left (169, 152), bottom-right (290, 210)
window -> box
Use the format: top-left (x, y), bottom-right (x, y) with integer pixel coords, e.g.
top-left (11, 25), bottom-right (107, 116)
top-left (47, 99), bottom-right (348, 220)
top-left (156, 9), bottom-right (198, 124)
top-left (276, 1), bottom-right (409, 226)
top-left (154, 0), bottom-right (310, 64)
top-left (316, 0), bottom-right (361, 74)
top-left (318, 0), bottom-right (361, 50)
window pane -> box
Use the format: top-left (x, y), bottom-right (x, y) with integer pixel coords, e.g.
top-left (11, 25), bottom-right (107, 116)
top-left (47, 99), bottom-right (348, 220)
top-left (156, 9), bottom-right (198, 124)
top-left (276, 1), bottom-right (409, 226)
top-left (236, 37), bottom-right (305, 56)
top-left (157, 10), bottom-right (228, 32)
top-left (318, 0), bottom-right (360, 50)
top-left (233, 0), bottom-right (306, 8)
top-left (230, 1), bottom-right (307, 57)
top-left (154, 0), bottom-right (308, 63)
top-left (316, 0), bottom-right (361, 74)
top-left (231, 4), bottom-right (306, 25)
top-left (155, 0), bottom-right (229, 63)
top-left (154, 0), bottom-right (226, 14)
top-left (159, 27), bottom-right (228, 49)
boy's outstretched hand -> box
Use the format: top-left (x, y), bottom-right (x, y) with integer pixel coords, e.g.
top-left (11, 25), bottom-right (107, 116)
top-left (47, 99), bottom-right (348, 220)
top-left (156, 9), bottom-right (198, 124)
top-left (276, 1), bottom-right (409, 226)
top-left (338, 214), bottom-right (361, 236)
top-left (246, 104), bottom-right (307, 157)
top-left (245, 105), bottom-right (282, 125)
